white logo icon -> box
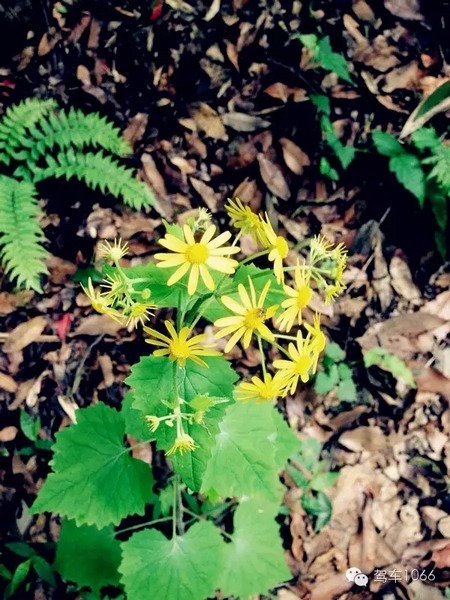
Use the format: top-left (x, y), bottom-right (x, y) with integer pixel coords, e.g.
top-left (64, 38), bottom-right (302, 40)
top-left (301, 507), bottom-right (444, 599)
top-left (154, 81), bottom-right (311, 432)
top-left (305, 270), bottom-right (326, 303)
top-left (346, 567), bottom-right (369, 586)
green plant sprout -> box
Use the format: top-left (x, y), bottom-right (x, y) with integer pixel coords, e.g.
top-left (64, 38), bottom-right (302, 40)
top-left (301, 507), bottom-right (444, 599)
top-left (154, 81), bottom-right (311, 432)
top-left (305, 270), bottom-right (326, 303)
top-left (314, 342), bottom-right (357, 402)
top-left (287, 438), bottom-right (339, 532)
top-left (373, 127), bottom-right (448, 256)
top-left (30, 199), bottom-right (347, 599)
top-left (0, 98), bottom-right (153, 291)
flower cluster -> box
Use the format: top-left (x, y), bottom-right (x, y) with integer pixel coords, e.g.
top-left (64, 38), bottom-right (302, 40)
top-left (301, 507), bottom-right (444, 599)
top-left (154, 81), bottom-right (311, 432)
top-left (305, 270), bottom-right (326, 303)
top-left (83, 199), bottom-right (347, 456)
top-left (82, 239), bottom-right (155, 329)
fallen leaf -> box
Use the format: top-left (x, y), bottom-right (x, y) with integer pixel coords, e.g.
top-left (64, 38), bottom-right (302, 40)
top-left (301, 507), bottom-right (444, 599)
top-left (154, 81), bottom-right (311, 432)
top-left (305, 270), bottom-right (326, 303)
top-left (0, 372), bottom-right (18, 393)
top-left (222, 112), bottom-right (270, 132)
top-left (189, 178), bottom-right (219, 211)
top-left (71, 315), bottom-right (123, 337)
top-left (279, 138), bottom-right (310, 175)
top-left (123, 113), bottom-right (149, 144)
top-left (384, 0), bottom-right (424, 20)
top-left (257, 153), bottom-right (290, 200)
top-left (0, 426), bottom-right (18, 442)
top-left (191, 103), bottom-right (227, 140)
top-left (3, 316), bottom-right (48, 353)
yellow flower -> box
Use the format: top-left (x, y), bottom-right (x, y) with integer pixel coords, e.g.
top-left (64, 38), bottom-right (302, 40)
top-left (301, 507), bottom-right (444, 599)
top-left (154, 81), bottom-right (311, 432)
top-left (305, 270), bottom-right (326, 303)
top-left (166, 433), bottom-right (197, 456)
top-left (97, 239), bottom-right (129, 263)
top-left (273, 330), bottom-right (318, 394)
top-left (145, 415), bottom-right (160, 432)
top-left (144, 320), bottom-right (221, 368)
top-left (225, 197), bottom-right (266, 244)
top-left (277, 262), bottom-right (313, 331)
top-left (259, 214), bottom-right (289, 284)
top-left (124, 303), bottom-right (155, 328)
top-left (155, 224), bottom-right (240, 296)
top-left (214, 278), bottom-right (278, 353)
top-left (81, 278), bottom-right (122, 321)
top-left (236, 372), bottom-right (287, 404)
top-left (304, 313), bottom-right (326, 371)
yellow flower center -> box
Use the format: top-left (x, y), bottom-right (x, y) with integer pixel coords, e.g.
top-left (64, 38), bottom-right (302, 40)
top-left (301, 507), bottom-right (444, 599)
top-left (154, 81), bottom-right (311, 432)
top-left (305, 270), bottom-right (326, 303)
top-left (185, 243), bottom-right (209, 264)
top-left (294, 354), bottom-right (312, 376)
top-left (243, 308), bottom-right (266, 329)
top-left (275, 236), bottom-right (289, 258)
top-left (169, 339), bottom-right (191, 360)
top-left (130, 304), bottom-right (148, 317)
top-left (259, 384), bottom-right (276, 400)
top-left (296, 286), bottom-right (313, 309)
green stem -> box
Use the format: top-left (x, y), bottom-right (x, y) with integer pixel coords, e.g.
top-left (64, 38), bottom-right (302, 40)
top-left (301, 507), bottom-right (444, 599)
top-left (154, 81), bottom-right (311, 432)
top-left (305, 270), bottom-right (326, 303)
top-left (176, 475), bottom-right (184, 534)
top-left (240, 249), bottom-right (270, 265)
top-left (272, 341), bottom-right (291, 358)
top-left (257, 335), bottom-right (267, 377)
top-left (115, 517), bottom-right (172, 536)
top-left (172, 476), bottom-right (177, 537)
top-left (274, 333), bottom-right (297, 341)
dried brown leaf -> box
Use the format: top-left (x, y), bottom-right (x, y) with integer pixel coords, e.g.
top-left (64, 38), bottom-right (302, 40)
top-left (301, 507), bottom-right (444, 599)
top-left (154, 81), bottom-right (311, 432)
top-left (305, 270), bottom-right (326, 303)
top-left (222, 112), bottom-right (270, 132)
top-left (191, 103), bottom-right (227, 140)
top-left (71, 315), bottom-right (123, 337)
top-left (0, 426), bottom-right (18, 442)
top-left (257, 153), bottom-right (290, 200)
top-left (0, 372), bottom-right (18, 393)
top-left (279, 138), bottom-right (310, 175)
top-left (3, 316), bottom-right (47, 353)
top-left (189, 178), bottom-right (219, 211)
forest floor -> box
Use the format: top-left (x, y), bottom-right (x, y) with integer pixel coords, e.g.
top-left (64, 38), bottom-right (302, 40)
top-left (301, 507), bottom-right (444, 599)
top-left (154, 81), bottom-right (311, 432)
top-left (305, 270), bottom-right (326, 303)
top-left (0, 1), bottom-right (450, 599)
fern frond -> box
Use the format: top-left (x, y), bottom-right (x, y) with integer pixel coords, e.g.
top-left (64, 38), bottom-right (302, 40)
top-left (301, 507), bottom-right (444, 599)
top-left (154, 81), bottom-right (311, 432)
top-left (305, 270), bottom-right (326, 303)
top-left (0, 98), bottom-right (57, 166)
top-left (16, 108), bottom-right (132, 162)
top-left (423, 146), bottom-right (450, 193)
top-left (26, 150), bottom-right (154, 210)
top-left (0, 176), bottom-right (49, 292)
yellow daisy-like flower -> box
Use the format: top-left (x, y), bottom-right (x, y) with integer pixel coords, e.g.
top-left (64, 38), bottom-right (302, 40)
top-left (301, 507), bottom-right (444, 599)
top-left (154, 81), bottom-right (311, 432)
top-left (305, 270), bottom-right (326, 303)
top-left (236, 372), bottom-right (287, 404)
top-left (225, 197), bottom-right (266, 244)
top-left (214, 278), bottom-right (278, 353)
top-left (259, 214), bottom-right (289, 284)
top-left (124, 303), bottom-right (155, 328)
top-left (277, 262), bottom-right (313, 331)
top-left (97, 239), bottom-right (129, 263)
top-left (166, 433), bottom-right (197, 456)
top-left (304, 313), bottom-right (326, 371)
top-left (273, 330), bottom-right (317, 394)
top-left (81, 278), bottom-right (122, 321)
top-left (144, 320), bottom-right (221, 368)
top-left (155, 224), bottom-right (240, 296)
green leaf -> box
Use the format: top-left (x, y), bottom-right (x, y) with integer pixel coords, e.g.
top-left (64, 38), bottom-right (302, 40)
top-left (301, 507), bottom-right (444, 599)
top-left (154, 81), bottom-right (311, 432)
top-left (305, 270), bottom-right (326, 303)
top-left (337, 362), bottom-right (353, 381)
top-left (32, 404), bottom-right (153, 527)
top-left (180, 356), bottom-right (238, 401)
top-left (269, 410), bottom-right (299, 469)
top-left (310, 471), bottom-right (339, 492)
top-left (325, 342), bottom-right (345, 362)
top-left (32, 556), bottom-right (56, 587)
top-left (126, 356), bottom-right (174, 414)
top-left (6, 542), bottom-right (36, 558)
top-left (220, 498), bottom-right (291, 598)
top-left (400, 80), bottom-right (450, 138)
top-left (300, 438), bottom-right (322, 472)
top-left (153, 482), bottom-right (174, 518)
top-left (316, 36), bottom-right (352, 83)
top-left (202, 264), bottom-right (284, 323)
top-left (372, 130), bottom-right (405, 157)
top-left (314, 371), bottom-right (335, 394)
top-left (319, 156), bottom-right (338, 181)
top-left (302, 491), bottom-right (332, 531)
top-left (55, 519), bottom-right (121, 592)
top-left (119, 521), bottom-right (224, 600)
top-left (364, 348), bottom-right (416, 388)
top-left (411, 127), bottom-right (440, 151)
top-left (20, 410), bottom-right (40, 442)
top-left (156, 403), bottom-right (230, 492)
top-left (389, 153), bottom-right (426, 205)
top-left (297, 33), bottom-right (318, 51)
top-left (0, 564), bottom-right (12, 581)
top-left (337, 378), bottom-right (357, 402)
top-left (321, 116), bottom-right (355, 168)
top-left (122, 393), bottom-right (154, 442)
top-left (310, 94), bottom-right (331, 115)
top-left (202, 402), bottom-right (282, 501)
top-left (4, 559), bottom-right (32, 598)
top-left (286, 464), bottom-right (310, 489)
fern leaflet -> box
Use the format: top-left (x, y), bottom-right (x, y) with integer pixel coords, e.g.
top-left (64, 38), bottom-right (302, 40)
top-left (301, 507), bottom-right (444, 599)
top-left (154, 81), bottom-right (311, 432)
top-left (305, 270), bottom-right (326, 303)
top-left (0, 176), bottom-right (48, 291)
